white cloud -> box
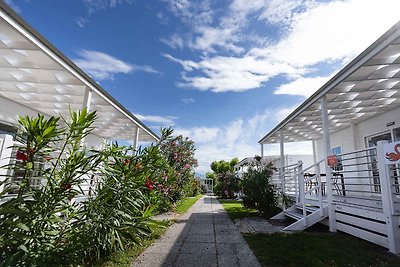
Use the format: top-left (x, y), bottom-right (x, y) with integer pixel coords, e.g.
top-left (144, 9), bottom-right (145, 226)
top-left (74, 17), bottom-right (89, 28)
top-left (134, 113), bottom-right (176, 125)
top-left (181, 97), bottom-right (195, 104)
top-left (165, 54), bottom-right (303, 92)
top-left (163, 0), bottom-right (214, 27)
top-left (5, 0), bottom-right (21, 13)
top-left (250, 0), bottom-right (400, 67)
top-left (275, 75), bottom-right (333, 98)
top-left (176, 105), bottom-right (311, 174)
top-left (74, 49), bottom-right (159, 80)
top-left (160, 34), bottom-right (184, 50)
top-left (190, 26), bottom-right (244, 54)
top-left (83, 0), bottom-right (133, 14)
top-left (165, 0), bottom-right (400, 94)
top-left (175, 127), bottom-right (220, 144)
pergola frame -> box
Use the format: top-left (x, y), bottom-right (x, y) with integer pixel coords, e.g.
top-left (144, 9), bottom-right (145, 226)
top-left (0, 2), bottom-right (159, 144)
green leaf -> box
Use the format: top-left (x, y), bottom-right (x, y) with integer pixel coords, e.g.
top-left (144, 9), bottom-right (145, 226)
top-left (18, 244), bottom-right (28, 253)
top-left (16, 223), bottom-right (29, 231)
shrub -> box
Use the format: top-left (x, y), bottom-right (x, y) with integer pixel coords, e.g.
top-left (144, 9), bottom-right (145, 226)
top-left (0, 109), bottom-right (102, 266)
top-left (241, 163), bottom-right (279, 217)
top-left (0, 112), bottom-right (198, 266)
top-left (158, 127), bottom-right (198, 204)
top-left (66, 144), bottom-right (165, 264)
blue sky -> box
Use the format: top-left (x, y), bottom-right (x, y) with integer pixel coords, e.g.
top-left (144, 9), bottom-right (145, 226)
top-left (6, 0), bottom-right (400, 173)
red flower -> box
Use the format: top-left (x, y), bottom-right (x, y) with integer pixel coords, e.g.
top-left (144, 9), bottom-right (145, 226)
top-left (16, 151), bottom-right (28, 162)
top-left (123, 159), bottom-right (130, 166)
top-left (145, 178), bottom-right (154, 191)
top-left (62, 183), bottom-right (72, 190)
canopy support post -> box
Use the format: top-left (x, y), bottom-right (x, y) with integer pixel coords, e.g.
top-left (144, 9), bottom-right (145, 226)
top-left (321, 96), bottom-right (336, 232)
top-left (133, 127), bottom-right (140, 154)
top-left (280, 130), bottom-right (285, 209)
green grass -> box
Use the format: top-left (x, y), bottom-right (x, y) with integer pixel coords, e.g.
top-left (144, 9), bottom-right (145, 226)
top-left (175, 194), bottom-right (203, 214)
top-left (244, 232), bottom-right (400, 267)
top-left (95, 225), bottom-right (169, 267)
top-left (219, 199), bottom-right (259, 220)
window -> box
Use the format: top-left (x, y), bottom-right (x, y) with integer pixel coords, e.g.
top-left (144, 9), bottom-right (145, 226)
top-left (366, 131), bottom-right (392, 193)
top-left (332, 146), bottom-right (343, 171)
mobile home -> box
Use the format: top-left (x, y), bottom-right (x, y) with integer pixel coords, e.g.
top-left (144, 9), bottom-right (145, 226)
top-left (260, 20), bottom-right (400, 254)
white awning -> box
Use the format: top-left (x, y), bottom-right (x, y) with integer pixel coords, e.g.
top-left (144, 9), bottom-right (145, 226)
top-left (260, 20), bottom-right (400, 145)
top-left (0, 3), bottom-right (159, 142)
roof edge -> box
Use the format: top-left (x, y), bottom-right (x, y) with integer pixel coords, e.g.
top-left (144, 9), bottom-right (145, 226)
top-left (259, 20), bottom-right (400, 144)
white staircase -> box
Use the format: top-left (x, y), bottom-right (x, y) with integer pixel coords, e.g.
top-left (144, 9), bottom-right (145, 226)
top-left (278, 200), bottom-right (328, 231)
top-left (272, 159), bottom-right (328, 231)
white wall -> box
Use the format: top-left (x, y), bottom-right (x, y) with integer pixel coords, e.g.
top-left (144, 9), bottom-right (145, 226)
top-left (84, 134), bottom-right (105, 150)
top-left (315, 105), bottom-right (400, 160)
top-left (312, 105), bottom-right (400, 195)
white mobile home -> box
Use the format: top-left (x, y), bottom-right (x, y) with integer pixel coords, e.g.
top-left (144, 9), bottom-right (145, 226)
top-left (260, 20), bottom-right (400, 254)
top-left (0, 3), bottom-right (159, 196)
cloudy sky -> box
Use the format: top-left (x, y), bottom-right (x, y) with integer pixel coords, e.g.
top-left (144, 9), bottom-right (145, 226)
top-left (7, 0), bottom-right (400, 174)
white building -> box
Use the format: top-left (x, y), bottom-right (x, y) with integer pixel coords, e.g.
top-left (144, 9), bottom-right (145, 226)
top-left (0, 3), bottom-right (159, 195)
top-left (260, 20), bottom-right (400, 254)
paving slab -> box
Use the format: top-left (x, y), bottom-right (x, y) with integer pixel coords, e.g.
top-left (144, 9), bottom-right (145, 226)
top-left (132, 195), bottom-right (261, 267)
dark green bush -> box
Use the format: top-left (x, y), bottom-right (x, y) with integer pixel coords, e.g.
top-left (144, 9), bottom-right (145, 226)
top-left (241, 163), bottom-right (279, 217)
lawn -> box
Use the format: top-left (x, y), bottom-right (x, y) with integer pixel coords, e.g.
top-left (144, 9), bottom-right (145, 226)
top-left (244, 231), bottom-right (400, 267)
top-left (95, 225), bottom-right (169, 267)
top-left (219, 199), bottom-right (400, 266)
top-left (218, 199), bottom-right (259, 220)
top-left (175, 194), bottom-right (203, 214)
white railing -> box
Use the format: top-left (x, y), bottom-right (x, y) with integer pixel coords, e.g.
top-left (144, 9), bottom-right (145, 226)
top-left (272, 162), bottom-right (301, 209)
top-left (330, 147), bottom-right (383, 210)
top-left (299, 159), bottom-right (325, 217)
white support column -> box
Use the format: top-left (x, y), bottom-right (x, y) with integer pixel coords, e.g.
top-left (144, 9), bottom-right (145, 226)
top-left (312, 139), bottom-right (317, 164)
top-left (260, 143), bottom-right (264, 158)
top-left (350, 122), bottom-right (361, 180)
top-left (280, 130), bottom-right (285, 208)
top-left (350, 123), bottom-right (358, 151)
top-left (82, 87), bottom-right (93, 111)
top-left (321, 96), bottom-right (336, 232)
top-left (377, 140), bottom-right (400, 254)
top-left (133, 127), bottom-right (140, 151)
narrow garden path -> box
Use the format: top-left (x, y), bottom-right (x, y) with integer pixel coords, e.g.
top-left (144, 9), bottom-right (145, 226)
top-left (133, 195), bottom-right (261, 267)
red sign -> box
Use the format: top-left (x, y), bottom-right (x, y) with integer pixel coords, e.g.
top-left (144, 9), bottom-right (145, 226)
top-left (327, 155), bottom-right (338, 167)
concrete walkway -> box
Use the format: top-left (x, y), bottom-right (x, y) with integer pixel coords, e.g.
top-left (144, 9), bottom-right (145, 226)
top-left (133, 195), bottom-right (261, 267)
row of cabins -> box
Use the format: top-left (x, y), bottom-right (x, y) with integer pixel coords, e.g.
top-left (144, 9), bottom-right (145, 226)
top-left (256, 19), bottom-right (400, 254)
top-left (0, 3), bottom-right (159, 198)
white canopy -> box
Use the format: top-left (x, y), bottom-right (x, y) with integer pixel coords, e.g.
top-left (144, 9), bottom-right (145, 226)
top-left (260, 20), bottom-right (400, 145)
top-left (0, 3), bottom-right (159, 142)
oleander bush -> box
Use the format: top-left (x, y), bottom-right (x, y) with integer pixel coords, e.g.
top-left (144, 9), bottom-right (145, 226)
top-left (0, 110), bottom-right (199, 266)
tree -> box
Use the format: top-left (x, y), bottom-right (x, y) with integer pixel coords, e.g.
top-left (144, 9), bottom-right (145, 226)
top-left (210, 158), bottom-right (240, 198)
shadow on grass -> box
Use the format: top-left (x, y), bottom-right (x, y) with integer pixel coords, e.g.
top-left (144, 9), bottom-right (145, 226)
top-left (244, 230), bottom-right (400, 267)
